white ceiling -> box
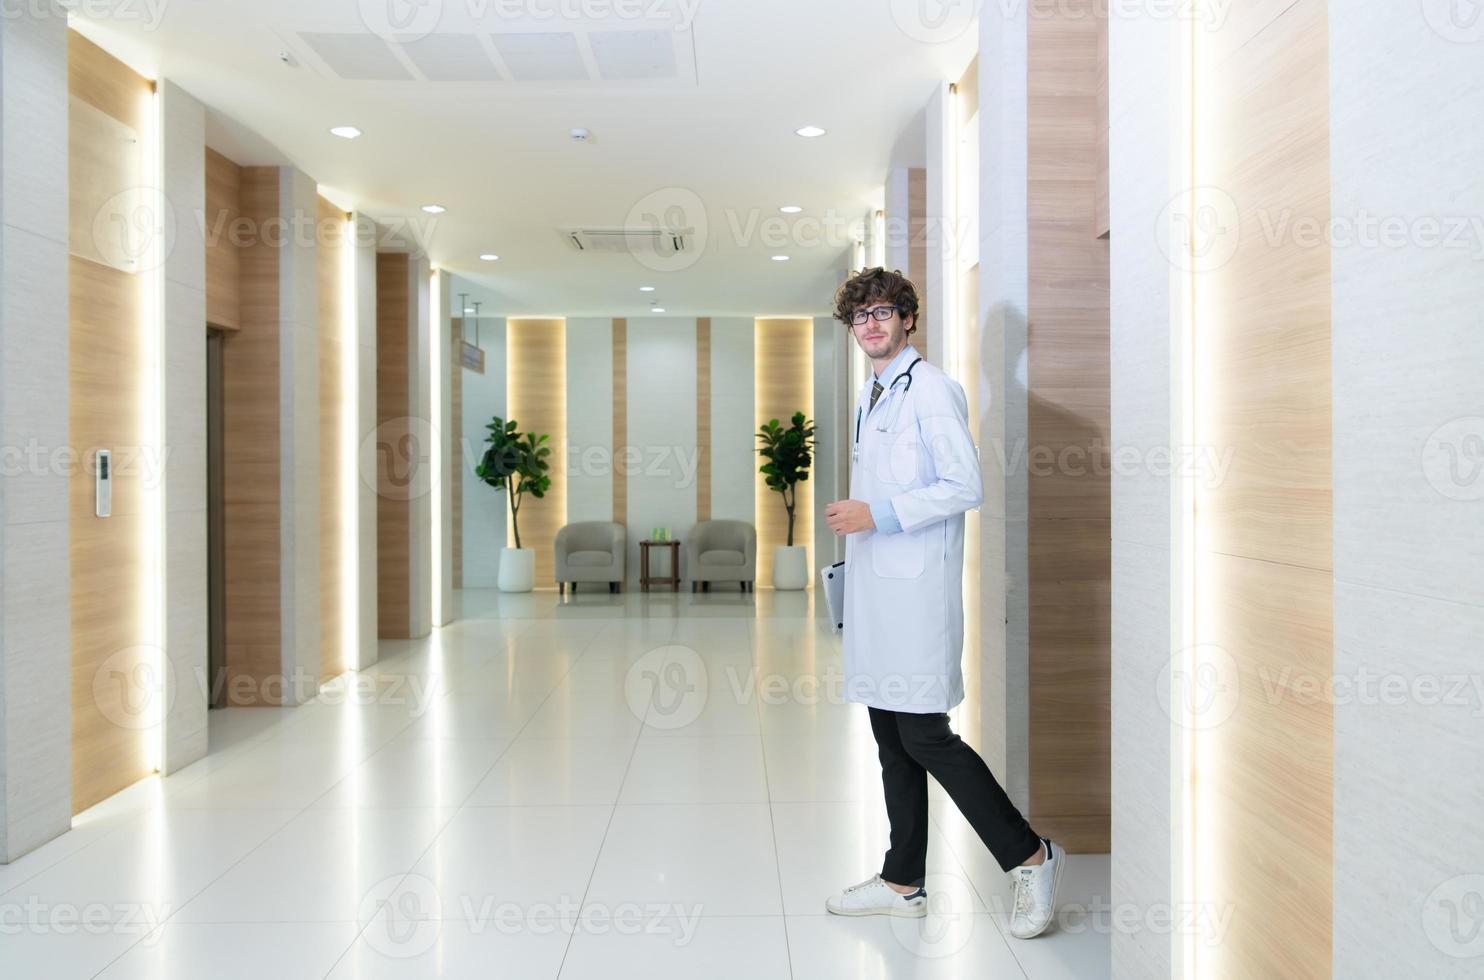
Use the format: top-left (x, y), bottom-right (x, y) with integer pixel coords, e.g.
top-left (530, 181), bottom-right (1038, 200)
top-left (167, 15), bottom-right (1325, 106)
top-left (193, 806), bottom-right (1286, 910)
top-left (74, 0), bottom-right (975, 316)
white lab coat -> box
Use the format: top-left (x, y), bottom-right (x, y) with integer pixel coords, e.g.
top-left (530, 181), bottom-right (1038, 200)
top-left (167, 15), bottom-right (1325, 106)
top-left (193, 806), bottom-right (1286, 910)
top-left (842, 346), bottom-right (982, 713)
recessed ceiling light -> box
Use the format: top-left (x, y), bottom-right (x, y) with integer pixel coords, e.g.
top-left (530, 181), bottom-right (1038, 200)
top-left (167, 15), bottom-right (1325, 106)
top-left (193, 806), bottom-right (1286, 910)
top-left (652, 307), bottom-right (666, 313)
top-left (479, 253), bottom-right (499, 261)
top-left (779, 205), bottom-right (802, 214)
top-left (771, 255), bottom-right (790, 262)
top-left (421, 204), bottom-right (446, 214)
top-left (330, 125), bottom-right (361, 140)
top-left (639, 286), bottom-right (655, 292)
top-left (794, 125), bottom-right (826, 138)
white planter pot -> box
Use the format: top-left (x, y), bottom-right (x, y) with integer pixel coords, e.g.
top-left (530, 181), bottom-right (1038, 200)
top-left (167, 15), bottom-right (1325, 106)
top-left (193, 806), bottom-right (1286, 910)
top-left (497, 547), bottom-right (536, 593)
top-left (772, 545), bottom-right (809, 591)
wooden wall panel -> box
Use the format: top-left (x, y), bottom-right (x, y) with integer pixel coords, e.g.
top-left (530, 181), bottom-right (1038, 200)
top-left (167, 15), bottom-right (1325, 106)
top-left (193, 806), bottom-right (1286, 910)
top-left (205, 148), bottom-right (242, 331)
top-left (612, 319), bottom-right (627, 529)
top-left (68, 32), bottom-right (154, 813)
top-left (695, 317), bottom-right (712, 522)
top-left (317, 197), bottom-right (345, 682)
top-left (1196, 2), bottom-right (1333, 977)
top-left (1093, 6), bottom-right (1110, 239)
top-left (1027, 1), bottom-right (1111, 852)
top-left (376, 253), bottom-right (411, 637)
top-left (505, 319), bottom-right (567, 585)
top-left (220, 167), bottom-right (285, 701)
top-left (754, 318), bottom-right (814, 585)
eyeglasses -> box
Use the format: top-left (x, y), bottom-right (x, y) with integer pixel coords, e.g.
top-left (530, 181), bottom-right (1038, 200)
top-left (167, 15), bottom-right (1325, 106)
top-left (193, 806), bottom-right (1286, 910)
top-left (849, 305), bottom-right (900, 326)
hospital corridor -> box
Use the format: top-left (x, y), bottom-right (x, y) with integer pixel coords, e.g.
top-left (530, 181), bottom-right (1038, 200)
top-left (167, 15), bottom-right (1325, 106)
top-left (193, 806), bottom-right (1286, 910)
top-left (0, 1), bottom-right (1479, 978)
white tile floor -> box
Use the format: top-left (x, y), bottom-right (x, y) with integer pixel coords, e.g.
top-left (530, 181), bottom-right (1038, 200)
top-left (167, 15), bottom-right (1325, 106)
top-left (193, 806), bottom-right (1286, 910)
top-left (0, 588), bottom-right (1110, 979)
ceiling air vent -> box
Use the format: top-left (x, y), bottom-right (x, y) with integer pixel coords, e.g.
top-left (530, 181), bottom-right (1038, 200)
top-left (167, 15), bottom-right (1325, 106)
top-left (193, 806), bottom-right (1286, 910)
top-left (564, 228), bottom-right (689, 255)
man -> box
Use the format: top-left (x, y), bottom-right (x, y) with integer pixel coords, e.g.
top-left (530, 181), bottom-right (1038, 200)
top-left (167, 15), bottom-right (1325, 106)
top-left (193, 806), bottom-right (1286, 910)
top-left (823, 267), bottom-right (1061, 939)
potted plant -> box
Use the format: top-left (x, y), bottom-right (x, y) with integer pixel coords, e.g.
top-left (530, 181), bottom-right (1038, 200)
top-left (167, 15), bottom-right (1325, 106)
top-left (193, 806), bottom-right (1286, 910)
top-left (475, 416), bottom-right (551, 593)
top-left (756, 410), bottom-right (816, 590)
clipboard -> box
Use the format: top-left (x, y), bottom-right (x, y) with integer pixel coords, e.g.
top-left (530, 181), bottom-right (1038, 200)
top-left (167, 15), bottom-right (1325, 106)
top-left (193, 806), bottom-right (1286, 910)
top-left (820, 561), bottom-right (845, 631)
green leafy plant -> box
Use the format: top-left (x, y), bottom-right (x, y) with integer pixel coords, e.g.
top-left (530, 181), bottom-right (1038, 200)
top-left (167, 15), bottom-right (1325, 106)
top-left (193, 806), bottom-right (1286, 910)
top-left (756, 411), bottom-right (816, 547)
top-left (475, 416), bottom-right (551, 550)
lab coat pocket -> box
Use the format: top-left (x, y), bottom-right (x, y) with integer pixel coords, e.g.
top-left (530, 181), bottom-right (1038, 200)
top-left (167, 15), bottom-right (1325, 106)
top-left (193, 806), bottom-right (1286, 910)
top-left (870, 524), bottom-right (926, 579)
top-left (876, 430), bottom-right (919, 486)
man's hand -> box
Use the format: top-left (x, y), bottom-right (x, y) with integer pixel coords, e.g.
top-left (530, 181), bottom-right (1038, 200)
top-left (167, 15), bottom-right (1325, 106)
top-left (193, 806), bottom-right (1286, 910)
top-left (826, 499), bottom-right (876, 536)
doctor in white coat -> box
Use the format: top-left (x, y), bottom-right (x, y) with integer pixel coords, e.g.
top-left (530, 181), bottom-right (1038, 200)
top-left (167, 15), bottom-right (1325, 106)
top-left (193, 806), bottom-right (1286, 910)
top-left (822, 267), bottom-right (1062, 939)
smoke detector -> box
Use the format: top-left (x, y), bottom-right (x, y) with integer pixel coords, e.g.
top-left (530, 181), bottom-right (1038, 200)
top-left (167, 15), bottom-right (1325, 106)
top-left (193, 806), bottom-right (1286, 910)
top-left (570, 127), bottom-right (591, 142)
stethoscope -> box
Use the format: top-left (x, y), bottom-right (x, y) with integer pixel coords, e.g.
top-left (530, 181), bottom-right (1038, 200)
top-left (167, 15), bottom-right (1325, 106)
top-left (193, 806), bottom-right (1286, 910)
top-left (853, 356), bottom-right (922, 460)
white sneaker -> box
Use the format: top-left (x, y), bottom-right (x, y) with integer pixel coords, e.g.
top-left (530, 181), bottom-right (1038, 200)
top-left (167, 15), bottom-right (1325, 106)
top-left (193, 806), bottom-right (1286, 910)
top-left (1009, 840), bottom-right (1063, 939)
top-left (825, 875), bottom-right (927, 918)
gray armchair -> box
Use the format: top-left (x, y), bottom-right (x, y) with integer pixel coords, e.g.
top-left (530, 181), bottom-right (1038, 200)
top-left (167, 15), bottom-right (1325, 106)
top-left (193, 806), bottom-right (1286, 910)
top-left (554, 521), bottom-right (626, 594)
top-left (687, 520), bottom-right (756, 592)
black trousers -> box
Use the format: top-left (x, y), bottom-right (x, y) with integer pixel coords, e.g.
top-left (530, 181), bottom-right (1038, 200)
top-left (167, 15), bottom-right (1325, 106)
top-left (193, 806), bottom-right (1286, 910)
top-left (869, 706), bottom-right (1042, 886)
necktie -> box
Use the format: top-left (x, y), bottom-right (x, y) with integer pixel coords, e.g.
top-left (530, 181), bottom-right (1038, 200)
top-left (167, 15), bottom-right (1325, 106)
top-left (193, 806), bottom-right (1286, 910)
top-left (870, 379), bottom-right (884, 411)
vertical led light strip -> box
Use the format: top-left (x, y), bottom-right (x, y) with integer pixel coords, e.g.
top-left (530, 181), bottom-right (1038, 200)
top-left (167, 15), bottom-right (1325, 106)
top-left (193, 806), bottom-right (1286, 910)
top-left (144, 83), bottom-right (167, 773)
top-left (340, 217), bottom-right (358, 671)
top-left (429, 269), bottom-right (443, 627)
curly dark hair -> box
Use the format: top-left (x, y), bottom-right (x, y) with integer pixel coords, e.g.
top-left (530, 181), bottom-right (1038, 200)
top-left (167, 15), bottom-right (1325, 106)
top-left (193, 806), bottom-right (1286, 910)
top-left (832, 267), bottom-right (919, 335)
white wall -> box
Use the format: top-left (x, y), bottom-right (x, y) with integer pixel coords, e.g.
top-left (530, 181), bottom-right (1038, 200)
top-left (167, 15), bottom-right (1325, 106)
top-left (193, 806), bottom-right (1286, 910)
top-left (565, 318), bottom-right (614, 523)
top-left (1107, 10), bottom-right (1184, 978)
top-left (625, 318), bottom-right (697, 584)
top-left (278, 168), bottom-right (321, 699)
top-left (0, 7), bottom-right (71, 863)
top-left (812, 318), bottom-right (847, 569)
top-left (976, 3), bottom-right (1030, 805)
top-left (925, 81), bottom-right (952, 369)
top-left (709, 317), bottom-right (755, 523)
top-left (460, 317), bottom-right (507, 588)
top-left (160, 80), bottom-right (209, 773)
top-left (1329, 9), bottom-right (1484, 977)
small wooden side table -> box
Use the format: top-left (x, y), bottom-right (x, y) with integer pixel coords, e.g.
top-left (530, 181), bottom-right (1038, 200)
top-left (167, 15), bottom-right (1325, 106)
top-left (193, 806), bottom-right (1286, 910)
top-left (639, 540), bottom-right (680, 592)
